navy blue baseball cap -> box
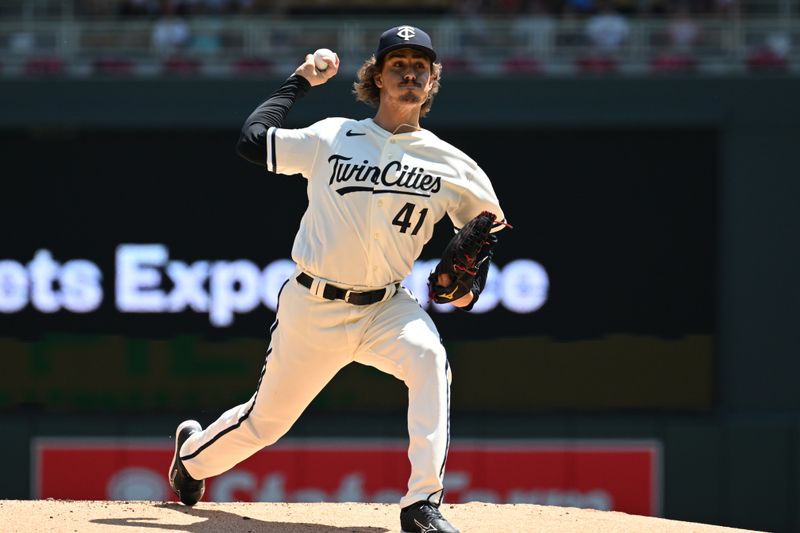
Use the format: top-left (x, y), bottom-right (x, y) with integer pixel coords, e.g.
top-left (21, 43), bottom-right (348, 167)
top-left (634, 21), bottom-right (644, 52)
top-left (376, 25), bottom-right (437, 63)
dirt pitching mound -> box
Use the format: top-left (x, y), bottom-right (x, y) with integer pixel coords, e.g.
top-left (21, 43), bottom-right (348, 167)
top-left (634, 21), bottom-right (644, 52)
top-left (0, 500), bottom-right (763, 532)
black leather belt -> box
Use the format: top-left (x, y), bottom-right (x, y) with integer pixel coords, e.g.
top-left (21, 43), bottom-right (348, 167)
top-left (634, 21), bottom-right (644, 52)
top-left (296, 272), bottom-right (396, 305)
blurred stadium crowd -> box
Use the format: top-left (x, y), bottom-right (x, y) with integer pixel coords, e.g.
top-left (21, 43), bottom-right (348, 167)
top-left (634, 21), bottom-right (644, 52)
top-left (0, 0), bottom-right (796, 76)
top-left (0, 0), bottom-right (772, 17)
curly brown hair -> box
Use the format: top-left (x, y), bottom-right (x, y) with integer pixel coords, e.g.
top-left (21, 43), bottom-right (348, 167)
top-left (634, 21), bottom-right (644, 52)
top-left (352, 54), bottom-right (442, 118)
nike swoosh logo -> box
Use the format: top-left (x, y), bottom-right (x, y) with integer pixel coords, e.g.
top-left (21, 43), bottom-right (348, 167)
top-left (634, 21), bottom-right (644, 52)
top-left (346, 130), bottom-right (366, 136)
top-left (414, 519), bottom-right (438, 532)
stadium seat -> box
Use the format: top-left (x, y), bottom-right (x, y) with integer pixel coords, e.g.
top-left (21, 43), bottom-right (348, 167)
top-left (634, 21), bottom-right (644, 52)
top-left (575, 55), bottom-right (617, 74)
top-left (23, 56), bottom-right (65, 76)
top-left (745, 49), bottom-right (788, 73)
top-left (162, 56), bottom-right (202, 76)
top-left (440, 56), bottom-right (474, 74)
top-left (502, 56), bottom-right (542, 75)
top-left (232, 57), bottom-right (273, 76)
top-left (93, 57), bottom-right (135, 76)
top-left (650, 54), bottom-right (697, 73)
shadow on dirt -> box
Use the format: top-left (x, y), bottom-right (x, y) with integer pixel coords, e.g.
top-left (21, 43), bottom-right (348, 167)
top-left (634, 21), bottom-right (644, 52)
top-left (89, 502), bottom-right (390, 533)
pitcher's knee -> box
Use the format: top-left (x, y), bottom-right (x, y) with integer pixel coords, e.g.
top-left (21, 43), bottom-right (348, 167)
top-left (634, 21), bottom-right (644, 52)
top-left (404, 341), bottom-right (449, 387)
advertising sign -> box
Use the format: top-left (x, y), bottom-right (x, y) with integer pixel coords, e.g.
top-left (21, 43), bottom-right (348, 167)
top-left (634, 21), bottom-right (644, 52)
top-left (0, 248), bottom-right (549, 326)
top-left (34, 439), bottom-right (661, 516)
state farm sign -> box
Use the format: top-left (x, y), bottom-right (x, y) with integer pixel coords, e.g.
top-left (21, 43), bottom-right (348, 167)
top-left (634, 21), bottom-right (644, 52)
top-left (33, 439), bottom-right (661, 516)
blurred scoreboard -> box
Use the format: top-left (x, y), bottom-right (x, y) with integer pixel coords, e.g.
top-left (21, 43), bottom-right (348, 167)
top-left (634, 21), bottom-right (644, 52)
top-left (0, 127), bottom-right (717, 411)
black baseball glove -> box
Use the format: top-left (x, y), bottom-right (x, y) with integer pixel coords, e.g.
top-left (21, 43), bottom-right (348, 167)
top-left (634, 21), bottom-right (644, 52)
top-left (428, 211), bottom-right (498, 306)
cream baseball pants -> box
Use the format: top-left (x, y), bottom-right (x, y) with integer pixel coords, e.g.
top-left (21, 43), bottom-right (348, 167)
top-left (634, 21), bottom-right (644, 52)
top-left (179, 272), bottom-right (452, 508)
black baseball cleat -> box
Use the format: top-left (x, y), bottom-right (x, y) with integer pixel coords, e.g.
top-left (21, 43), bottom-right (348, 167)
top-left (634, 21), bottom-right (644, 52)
top-left (400, 500), bottom-right (460, 533)
top-left (168, 420), bottom-right (205, 506)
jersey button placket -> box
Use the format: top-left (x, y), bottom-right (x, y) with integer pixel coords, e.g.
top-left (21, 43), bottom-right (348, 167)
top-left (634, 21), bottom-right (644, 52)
top-left (369, 137), bottom-right (393, 286)
top-left (386, 136), bottom-right (397, 160)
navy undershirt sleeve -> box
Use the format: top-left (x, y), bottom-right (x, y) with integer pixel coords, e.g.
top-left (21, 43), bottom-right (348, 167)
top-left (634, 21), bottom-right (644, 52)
top-left (235, 74), bottom-right (312, 166)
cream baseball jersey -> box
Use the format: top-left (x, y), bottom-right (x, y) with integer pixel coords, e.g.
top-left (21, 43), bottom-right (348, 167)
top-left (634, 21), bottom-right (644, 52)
top-left (266, 117), bottom-right (505, 289)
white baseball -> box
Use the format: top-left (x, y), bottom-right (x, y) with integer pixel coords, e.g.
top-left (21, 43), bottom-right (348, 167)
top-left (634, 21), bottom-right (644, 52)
top-left (313, 48), bottom-right (335, 71)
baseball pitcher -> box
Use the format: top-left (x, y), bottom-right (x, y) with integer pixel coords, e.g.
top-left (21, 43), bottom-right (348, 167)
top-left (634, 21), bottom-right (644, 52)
top-left (169, 25), bottom-right (506, 533)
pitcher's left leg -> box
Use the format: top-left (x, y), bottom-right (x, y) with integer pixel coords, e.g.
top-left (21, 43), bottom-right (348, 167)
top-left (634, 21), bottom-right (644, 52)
top-left (355, 288), bottom-right (452, 508)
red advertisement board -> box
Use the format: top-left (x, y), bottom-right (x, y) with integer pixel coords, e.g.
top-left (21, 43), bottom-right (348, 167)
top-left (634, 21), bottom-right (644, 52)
top-left (33, 439), bottom-right (661, 516)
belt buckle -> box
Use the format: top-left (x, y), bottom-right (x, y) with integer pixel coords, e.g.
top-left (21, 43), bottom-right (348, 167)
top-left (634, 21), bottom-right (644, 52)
top-left (343, 289), bottom-right (353, 303)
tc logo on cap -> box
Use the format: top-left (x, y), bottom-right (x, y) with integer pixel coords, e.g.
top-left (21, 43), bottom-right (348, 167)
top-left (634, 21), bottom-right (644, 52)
top-left (396, 26), bottom-right (416, 41)
top-left (376, 25), bottom-right (436, 62)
